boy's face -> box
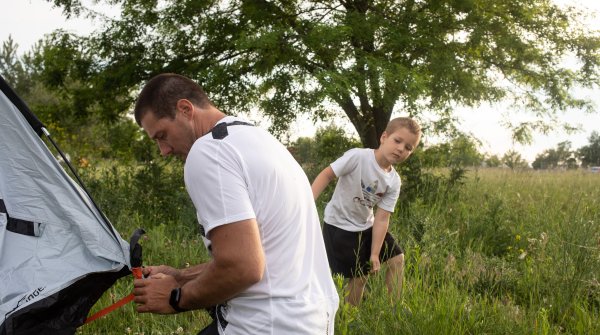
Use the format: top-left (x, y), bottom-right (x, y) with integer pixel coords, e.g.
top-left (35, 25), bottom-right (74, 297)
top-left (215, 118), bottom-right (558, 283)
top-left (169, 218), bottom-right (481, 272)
top-left (379, 127), bottom-right (420, 165)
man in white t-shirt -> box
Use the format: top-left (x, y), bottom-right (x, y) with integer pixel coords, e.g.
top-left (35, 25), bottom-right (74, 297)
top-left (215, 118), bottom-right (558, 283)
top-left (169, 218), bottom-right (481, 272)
top-left (131, 73), bottom-right (339, 334)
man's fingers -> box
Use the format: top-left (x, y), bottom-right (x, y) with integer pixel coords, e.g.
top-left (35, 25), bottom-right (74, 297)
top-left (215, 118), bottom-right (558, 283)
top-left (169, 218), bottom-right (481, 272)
top-left (133, 294), bottom-right (146, 303)
top-left (132, 273), bottom-right (178, 315)
top-left (133, 286), bottom-right (147, 297)
top-left (136, 305), bottom-right (150, 313)
top-left (134, 272), bottom-right (166, 288)
top-left (133, 279), bottom-right (147, 288)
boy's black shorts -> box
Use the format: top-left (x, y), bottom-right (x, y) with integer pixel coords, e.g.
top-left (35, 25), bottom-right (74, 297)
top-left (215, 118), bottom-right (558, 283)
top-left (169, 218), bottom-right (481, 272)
top-left (322, 223), bottom-right (403, 278)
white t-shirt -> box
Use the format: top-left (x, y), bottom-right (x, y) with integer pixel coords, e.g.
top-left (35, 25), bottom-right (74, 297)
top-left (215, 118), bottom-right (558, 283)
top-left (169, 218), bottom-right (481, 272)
top-left (184, 116), bottom-right (339, 335)
top-left (324, 148), bottom-right (401, 232)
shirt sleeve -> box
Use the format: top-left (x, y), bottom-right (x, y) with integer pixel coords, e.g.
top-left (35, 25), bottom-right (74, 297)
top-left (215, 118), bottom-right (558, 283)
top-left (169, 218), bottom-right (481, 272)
top-left (377, 173), bottom-right (401, 213)
top-left (184, 140), bottom-right (256, 237)
top-left (330, 148), bottom-right (360, 178)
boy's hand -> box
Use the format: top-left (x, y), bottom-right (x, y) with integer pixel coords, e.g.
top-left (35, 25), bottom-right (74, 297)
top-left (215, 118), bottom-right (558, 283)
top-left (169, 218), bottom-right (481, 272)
top-left (369, 255), bottom-right (381, 273)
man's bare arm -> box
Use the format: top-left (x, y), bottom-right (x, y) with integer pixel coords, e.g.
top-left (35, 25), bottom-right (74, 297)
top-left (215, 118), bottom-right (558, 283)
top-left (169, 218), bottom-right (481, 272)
top-left (134, 219), bottom-right (265, 313)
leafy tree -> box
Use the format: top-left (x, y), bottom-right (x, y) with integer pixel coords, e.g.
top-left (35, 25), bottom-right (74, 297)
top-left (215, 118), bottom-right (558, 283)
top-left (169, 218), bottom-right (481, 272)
top-left (485, 154), bottom-right (502, 168)
top-left (532, 141), bottom-right (577, 169)
top-left (421, 134), bottom-right (483, 168)
top-left (1, 34), bottom-right (156, 163)
top-left (532, 149), bottom-right (557, 170)
top-left (578, 131), bottom-right (600, 167)
top-left (45, 0), bottom-right (600, 148)
top-left (502, 150), bottom-right (529, 170)
top-left (0, 36), bottom-right (29, 93)
top-left (289, 124), bottom-right (360, 179)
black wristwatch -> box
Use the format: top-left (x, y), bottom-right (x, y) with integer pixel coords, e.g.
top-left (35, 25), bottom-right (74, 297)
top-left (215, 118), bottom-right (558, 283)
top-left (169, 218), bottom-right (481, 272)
top-left (169, 287), bottom-right (188, 313)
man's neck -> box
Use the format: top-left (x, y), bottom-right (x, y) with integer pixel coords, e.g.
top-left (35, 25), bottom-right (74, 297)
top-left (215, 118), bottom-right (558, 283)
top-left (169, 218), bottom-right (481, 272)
top-left (193, 107), bottom-right (227, 139)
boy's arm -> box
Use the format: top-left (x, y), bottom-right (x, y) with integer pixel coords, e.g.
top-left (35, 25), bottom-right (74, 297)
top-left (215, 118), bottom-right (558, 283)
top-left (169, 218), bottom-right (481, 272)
top-left (370, 208), bottom-right (392, 273)
top-left (311, 166), bottom-right (336, 200)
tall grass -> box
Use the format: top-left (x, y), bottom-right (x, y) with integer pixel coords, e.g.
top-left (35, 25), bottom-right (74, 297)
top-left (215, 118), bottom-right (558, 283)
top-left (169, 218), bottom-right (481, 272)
top-left (77, 167), bottom-right (600, 334)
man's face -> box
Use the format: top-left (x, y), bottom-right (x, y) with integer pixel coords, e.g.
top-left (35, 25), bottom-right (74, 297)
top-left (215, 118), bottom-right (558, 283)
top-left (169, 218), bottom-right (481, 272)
top-left (140, 109), bottom-right (196, 161)
top-left (379, 127), bottom-right (420, 165)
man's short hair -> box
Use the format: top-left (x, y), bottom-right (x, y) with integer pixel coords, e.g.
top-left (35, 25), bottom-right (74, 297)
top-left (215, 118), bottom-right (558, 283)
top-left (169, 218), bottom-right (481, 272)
top-left (385, 117), bottom-right (421, 136)
top-left (134, 73), bottom-right (212, 125)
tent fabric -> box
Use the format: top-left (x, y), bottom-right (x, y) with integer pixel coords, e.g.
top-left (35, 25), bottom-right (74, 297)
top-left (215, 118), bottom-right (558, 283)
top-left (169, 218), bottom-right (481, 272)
top-left (0, 75), bottom-right (131, 335)
top-left (0, 77), bottom-right (44, 136)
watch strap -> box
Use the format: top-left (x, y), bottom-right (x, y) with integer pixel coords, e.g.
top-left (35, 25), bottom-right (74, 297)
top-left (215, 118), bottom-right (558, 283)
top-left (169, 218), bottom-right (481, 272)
top-left (169, 287), bottom-right (188, 313)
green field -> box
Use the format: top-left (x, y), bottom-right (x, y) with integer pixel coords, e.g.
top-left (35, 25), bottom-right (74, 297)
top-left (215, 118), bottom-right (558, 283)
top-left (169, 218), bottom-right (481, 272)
top-left (78, 168), bottom-right (600, 335)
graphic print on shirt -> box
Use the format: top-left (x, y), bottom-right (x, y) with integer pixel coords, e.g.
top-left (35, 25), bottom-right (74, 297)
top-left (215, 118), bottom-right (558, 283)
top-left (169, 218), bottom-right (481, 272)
top-left (354, 179), bottom-right (385, 208)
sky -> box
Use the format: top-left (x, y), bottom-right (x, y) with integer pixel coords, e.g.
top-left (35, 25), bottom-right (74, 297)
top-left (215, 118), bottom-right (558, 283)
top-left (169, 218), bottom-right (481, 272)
top-left (1, 0), bottom-right (599, 163)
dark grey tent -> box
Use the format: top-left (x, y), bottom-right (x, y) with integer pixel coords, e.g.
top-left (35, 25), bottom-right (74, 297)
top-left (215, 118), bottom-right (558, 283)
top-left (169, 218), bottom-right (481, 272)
top-left (0, 75), bottom-right (133, 334)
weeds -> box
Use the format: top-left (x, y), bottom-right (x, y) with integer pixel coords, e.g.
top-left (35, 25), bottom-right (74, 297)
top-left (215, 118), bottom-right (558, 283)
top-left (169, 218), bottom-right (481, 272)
top-left (78, 168), bottom-right (600, 334)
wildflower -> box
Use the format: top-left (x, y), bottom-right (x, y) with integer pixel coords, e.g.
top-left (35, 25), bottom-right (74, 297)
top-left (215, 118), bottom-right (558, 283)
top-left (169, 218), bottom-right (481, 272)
top-left (515, 234), bottom-right (521, 241)
top-left (540, 232), bottom-right (547, 242)
top-left (464, 304), bottom-right (472, 314)
top-left (78, 157), bottom-right (90, 168)
top-left (185, 262), bottom-right (190, 268)
top-left (176, 327), bottom-right (184, 334)
top-left (518, 250), bottom-right (527, 260)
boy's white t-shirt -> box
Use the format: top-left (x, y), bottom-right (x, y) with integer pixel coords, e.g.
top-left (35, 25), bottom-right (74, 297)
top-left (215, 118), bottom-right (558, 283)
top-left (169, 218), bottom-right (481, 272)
top-left (184, 116), bottom-right (339, 335)
top-left (324, 148), bottom-right (401, 232)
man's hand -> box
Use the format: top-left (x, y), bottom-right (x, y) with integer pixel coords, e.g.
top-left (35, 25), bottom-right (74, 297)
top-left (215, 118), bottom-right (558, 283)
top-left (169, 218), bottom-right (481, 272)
top-left (369, 254), bottom-right (381, 273)
top-left (133, 273), bottom-right (179, 314)
top-left (142, 265), bottom-right (181, 281)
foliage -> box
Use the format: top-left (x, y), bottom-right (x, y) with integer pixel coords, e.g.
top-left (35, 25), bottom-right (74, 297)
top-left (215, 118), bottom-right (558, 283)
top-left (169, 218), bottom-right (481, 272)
top-left (77, 167), bottom-right (600, 334)
top-left (395, 157), bottom-right (468, 217)
top-left (578, 131), bottom-right (600, 167)
top-left (0, 36), bottom-right (30, 94)
top-left (484, 154), bottom-right (502, 168)
top-left (81, 159), bottom-right (197, 229)
top-left (289, 124), bottom-right (361, 180)
top-left (532, 141), bottom-right (577, 170)
top-left (42, 0), bottom-right (600, 148)
top-left (502, 150), bottom-right (529, 170)
top-left (421, 135), bottom-right (483, 168)
top-left (0, 33), bottom-right (158, 163)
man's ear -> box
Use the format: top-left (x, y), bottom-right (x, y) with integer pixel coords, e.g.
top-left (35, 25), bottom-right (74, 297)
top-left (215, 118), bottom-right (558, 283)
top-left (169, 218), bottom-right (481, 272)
top-left (176, 99), bottom-right (194, 119)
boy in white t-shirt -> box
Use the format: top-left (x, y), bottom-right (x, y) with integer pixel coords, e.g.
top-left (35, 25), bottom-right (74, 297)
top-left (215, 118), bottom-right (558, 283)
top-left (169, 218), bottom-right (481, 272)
top-left (311, 117), bottom-right (421, 306)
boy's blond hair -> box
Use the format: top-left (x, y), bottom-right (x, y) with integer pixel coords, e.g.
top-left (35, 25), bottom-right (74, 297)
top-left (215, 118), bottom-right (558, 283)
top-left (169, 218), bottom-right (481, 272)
top-left (385, 117), bottom-right (421, 136)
